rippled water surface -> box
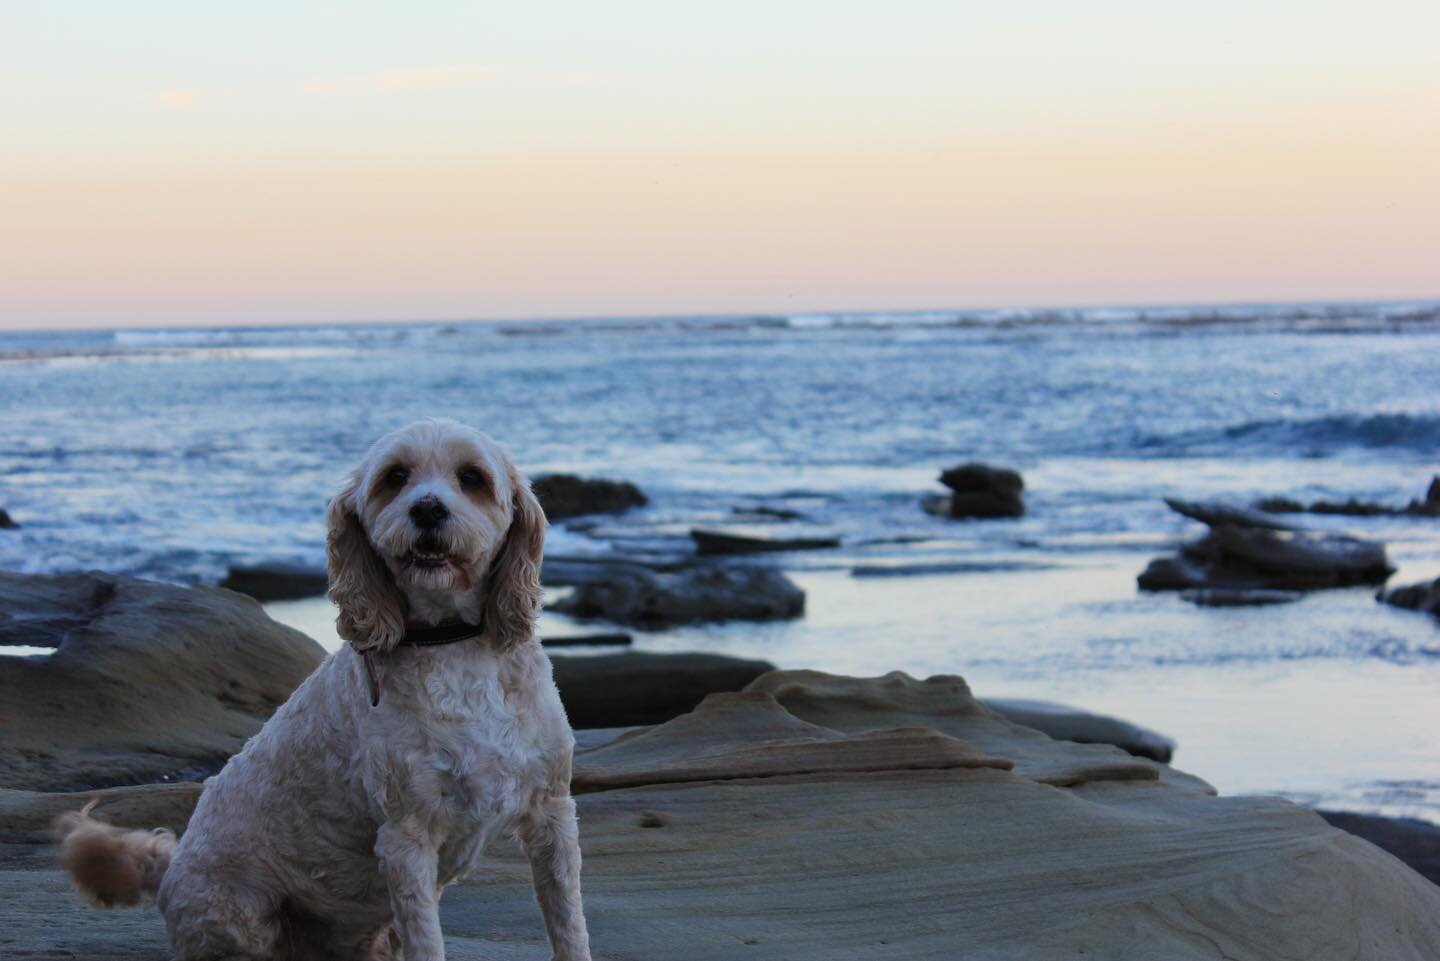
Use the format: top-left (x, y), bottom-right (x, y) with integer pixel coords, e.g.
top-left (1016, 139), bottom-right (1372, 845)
top-left (2, 304), bottom-right (1438, 819)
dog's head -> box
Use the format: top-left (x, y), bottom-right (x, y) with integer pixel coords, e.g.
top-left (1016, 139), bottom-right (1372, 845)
top-left (326, 419), bottom-right (546, 654)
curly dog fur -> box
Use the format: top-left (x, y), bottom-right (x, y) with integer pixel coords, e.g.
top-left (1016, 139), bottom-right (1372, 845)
top-left (57, 419), bottom-right (591, 961)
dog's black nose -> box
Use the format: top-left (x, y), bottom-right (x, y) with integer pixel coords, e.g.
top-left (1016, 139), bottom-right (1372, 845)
top-left (409, 496), bottom-right (450, 529)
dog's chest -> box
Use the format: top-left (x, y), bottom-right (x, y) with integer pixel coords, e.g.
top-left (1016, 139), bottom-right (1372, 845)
top-left (387, 652), bottom-right (556, 832)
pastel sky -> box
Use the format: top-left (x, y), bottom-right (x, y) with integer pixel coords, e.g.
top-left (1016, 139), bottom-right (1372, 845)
top-left (2, 1), bottom-right (1438, 329)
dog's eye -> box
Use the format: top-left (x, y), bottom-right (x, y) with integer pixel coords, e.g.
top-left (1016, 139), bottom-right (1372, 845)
top-left (457, 466), bottom-right (487, 491)
top-left (383, 465), bottom-right (410, 488)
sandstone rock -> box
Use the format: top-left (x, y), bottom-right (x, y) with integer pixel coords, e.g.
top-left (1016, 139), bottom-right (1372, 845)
top-left (531, 473), bottom-right (647, 521)
top-left (548, 565), bottom-right (804, 627)
top-left (218, 562), bottom-right (328, 601)
top-left (572, 690), bottom-right (1012, 791)
top-left (11, 669), bottom-right (1439, 959)
top-left (1377, 577), bottom-right (1440, 618)
top-left (0, 571), bottom-right (325, 791)
top-left (689, 528), bottom-right (841, 555)
top-left (745, 670), bottom-right (1205, 791)
top-left (551, 652), bottom-right (776, 729)
top-left (984, 697), bottom-right (1176, 762)
top-left (932, 462), bottom-right (1025, 518)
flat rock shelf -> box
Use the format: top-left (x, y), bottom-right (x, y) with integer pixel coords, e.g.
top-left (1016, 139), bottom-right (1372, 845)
top-left (3, 670), bottom-right (1437, 960)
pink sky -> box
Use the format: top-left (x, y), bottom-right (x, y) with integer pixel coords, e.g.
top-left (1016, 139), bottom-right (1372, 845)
top-left (2, 3), bottom-right (1437, 328)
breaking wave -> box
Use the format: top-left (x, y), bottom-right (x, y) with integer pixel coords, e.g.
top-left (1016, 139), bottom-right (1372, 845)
top-left (1136, 412), bottom-right (1440, 456)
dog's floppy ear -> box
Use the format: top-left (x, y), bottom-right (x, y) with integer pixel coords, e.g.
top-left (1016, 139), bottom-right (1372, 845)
top-left (483, 464), bottom-right (547, 653)
top-left (326, 474), bottom-right (405, 654)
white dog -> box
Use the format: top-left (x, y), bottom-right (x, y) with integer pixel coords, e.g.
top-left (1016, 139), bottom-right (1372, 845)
top-left (57, 419), bottom-right (592, 961)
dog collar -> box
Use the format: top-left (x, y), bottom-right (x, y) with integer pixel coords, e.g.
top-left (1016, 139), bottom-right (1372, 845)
top-left (362, 617), bottom-right (485, 707)
top-left (399, 618), bottom-right (485, 647)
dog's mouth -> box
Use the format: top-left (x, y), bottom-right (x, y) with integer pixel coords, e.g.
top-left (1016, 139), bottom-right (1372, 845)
top-left (403, 549), bottom-right (458, 571)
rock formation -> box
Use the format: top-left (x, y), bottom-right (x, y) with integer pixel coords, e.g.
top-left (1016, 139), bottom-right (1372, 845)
top-left (531, 473), bottom-right (647, 520)
top-left (551, 651), bottom-right (776, 728)
top-left (548, 564), bottom-right (805, 627)
top-left (7, 669), bottom-right (1438, 959)
top-left (218, 562), bottom-right (329, 601)
top-left (1139, 498), bottom-right (1393, 592)
top-left (1256, 475), bottom-right (1440, 518)
top-left (923, 462), bottom-right (1025, 518)
top-left (0, 571), bottom-right (325, 791)
top-left (689, 528), bottom-right (841, 554)
top-left (1377, 576), bottom-right (1440, 619)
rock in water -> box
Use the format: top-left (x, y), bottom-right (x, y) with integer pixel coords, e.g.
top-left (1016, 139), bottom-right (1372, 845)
top-left (0, 571), bottom-right (325, 791)
top-left (549, 565), bottom-right (805, 626)
top-left (690, 528), bottom-right (841, 555)
top-left (1408, 475), bottom-right (1440, 516)
top-left (1179, 588), bottom-right (1304, 608)
top-left (930, 462), bottom-right (1025, 518)
top-left (0, 508), bottom-right (16, 529)
top-left (1377, 577), bottom-right (1440, 618)
top-left (1139, 499), bottom-right (1392, 592)
top-left (1259, 476), bottom-right (1440, 517)
top-left (551, 651), bottom-right (777, 728)
top-left (219, 562), bottom-right (328, 601)
top-left (531, 473), bottom-right (647, 520)
top-left (1165, 497), bottom-right (1299, 531)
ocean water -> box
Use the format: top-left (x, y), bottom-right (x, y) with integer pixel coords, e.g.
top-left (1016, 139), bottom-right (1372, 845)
top-left (2, 302), bottom-right (1439, 820)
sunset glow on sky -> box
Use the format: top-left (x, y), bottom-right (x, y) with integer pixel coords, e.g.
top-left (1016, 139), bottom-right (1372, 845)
top-left (2, 1), bottom-right (1437, 328)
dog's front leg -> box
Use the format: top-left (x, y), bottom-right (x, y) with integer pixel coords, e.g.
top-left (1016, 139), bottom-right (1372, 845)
top-left (519, 793), bottom-right (591, 961)
top-left (376, 818), bottom-right (446, 961)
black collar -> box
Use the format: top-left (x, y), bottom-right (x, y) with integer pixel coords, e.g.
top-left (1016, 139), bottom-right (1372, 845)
top-left (398, 617), bottom-right (485, 647)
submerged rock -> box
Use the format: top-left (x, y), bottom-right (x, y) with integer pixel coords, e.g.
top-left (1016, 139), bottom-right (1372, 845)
top-left (0, 571), bottom-right (325, 792)
top-left (690, 528), bottom-right (841, 555)
top-left (552, 651), bottom-right (776, 728)
top-left (1259, 496), bottom-right (1397, 516)
top-left (1179, 588), bottom-right (1304, 608)
top-left (729, 504), bottom-right (805, 521)
top-left (926, 462), bottom-right (1025, 518)
top-left (0, 508), bottom-right (16, 529)
top-left (1257, 476), bottom-right (1440, 518)
top-left (531, 473), bottom-right (647, 521)
top-left (540, 554), bottom-right (691, 587)
top-left (219, 562), bottom-right (328, 601)
top-left (1139, 499), bottom-right (1392, 592)
top-left (1377, 577), bottom-right (1440, 618)
top-left (549, 564), bottom-right (804, 627)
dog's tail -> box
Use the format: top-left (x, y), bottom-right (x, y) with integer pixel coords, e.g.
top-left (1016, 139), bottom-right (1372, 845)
top-left (53, 801), bottom-right (177, 907)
